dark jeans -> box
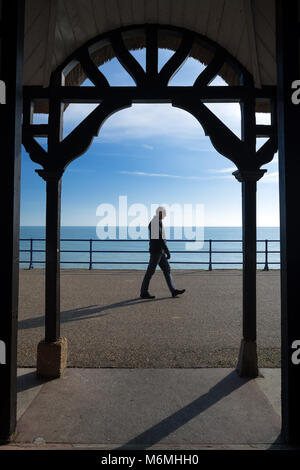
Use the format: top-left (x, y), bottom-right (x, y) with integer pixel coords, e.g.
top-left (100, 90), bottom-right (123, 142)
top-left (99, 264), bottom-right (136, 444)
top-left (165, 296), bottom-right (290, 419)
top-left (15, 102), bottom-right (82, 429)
top-left (140, 251), bottom-right (176, 295)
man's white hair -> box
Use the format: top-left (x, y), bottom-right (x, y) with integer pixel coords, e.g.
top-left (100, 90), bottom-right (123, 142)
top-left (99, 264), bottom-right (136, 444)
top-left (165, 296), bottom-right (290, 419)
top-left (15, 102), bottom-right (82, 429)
top-left (156, 206), bottom-right (166, 216)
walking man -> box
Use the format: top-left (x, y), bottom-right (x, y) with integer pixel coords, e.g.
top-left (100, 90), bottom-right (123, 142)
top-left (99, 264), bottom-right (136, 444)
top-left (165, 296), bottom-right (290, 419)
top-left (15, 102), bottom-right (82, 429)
top-left (140, 206), bottom-right (186, 299)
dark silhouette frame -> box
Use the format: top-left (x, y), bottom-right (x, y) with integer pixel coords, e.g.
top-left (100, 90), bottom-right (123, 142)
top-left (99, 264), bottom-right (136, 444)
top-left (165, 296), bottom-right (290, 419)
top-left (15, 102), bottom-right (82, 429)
top-left (3, 6), bottom-right (300, 444)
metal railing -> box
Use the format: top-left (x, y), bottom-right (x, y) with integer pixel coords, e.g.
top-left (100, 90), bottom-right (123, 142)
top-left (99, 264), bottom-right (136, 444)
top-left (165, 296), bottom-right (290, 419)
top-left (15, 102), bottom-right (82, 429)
top-left (19, 238), bottom-right (281, 270)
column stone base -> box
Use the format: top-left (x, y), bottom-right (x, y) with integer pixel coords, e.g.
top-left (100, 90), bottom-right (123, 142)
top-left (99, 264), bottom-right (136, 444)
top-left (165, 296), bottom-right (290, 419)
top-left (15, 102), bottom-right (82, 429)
top-left (37, 337), bottom-right (68, 379)
top-left (236, 339), bottom-right (260, 378)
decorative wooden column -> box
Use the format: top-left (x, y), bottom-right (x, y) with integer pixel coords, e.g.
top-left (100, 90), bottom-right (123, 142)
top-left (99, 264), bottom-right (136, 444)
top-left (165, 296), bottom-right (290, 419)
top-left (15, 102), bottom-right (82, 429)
top-left (37, 170), bottom-right (62, 342)
top-left (233, 169), bottom-right (266, 378)
top-left (276, 0), bottom-right (300, 445)
top-left (0, 0), bottom-right (24, 443)
top-left (35, 169), bottom-right (67, 378)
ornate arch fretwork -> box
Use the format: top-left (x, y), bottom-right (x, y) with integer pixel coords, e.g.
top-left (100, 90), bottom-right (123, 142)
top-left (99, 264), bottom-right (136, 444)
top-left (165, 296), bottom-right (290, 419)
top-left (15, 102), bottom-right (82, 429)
top-left (22, 24), bottom-right (277, 175)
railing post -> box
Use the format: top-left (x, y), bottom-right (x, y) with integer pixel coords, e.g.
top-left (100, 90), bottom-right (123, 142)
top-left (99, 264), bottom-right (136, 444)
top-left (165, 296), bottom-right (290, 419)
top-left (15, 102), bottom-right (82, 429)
top-left (89, 239), bottom-right (93, 270)
top-left (28, 238), bottom-right (34, 270)
top-left (263, 239), bottom-right (269, 271)
top-left (208, 239), bottom-right (212, 271)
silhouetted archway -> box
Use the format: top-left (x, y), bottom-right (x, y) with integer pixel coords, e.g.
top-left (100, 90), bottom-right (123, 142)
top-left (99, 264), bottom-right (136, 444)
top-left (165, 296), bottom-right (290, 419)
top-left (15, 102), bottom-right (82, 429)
top-left (22, 24), bottom-right (277, 380)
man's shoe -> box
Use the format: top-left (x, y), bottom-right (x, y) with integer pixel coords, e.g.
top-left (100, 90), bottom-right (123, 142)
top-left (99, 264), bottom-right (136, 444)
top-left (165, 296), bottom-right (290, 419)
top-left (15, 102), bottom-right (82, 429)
top-left (140, 292), bottom-right (155, 299)
top-left (172, 289), bottom-right (186, 298)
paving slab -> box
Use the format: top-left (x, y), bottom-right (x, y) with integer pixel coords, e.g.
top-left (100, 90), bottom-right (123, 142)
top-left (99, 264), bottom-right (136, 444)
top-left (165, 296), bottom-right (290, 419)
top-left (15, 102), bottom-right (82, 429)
top-left (13, 368), bottom-right (281, 449)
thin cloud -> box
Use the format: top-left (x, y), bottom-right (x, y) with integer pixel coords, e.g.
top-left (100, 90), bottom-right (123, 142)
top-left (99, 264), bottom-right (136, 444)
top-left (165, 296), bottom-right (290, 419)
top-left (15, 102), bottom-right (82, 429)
top-left (185, 146), bottom-right (216, 152)
top-left (208, 166), bottom-right (237, 174)
top-left (119, 170), bottom-right (233, 180)
top-left (142, 144), bottom-right (154, 150)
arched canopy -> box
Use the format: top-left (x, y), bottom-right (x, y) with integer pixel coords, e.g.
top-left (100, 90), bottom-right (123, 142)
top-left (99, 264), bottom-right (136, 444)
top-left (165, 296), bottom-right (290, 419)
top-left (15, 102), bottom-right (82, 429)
top-left (24, 0), bottom-right (276, 89)
top-left (22, 23), bottom-right (277, 175)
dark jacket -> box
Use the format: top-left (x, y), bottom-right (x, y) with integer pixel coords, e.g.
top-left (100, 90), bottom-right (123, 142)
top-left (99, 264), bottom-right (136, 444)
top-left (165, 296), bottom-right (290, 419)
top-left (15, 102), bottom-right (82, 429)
top-left (148, 216), bottom-right (170, 256)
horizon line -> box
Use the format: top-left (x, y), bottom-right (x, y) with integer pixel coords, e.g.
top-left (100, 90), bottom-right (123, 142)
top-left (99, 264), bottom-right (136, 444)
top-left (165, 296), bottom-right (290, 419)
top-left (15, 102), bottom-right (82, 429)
top-left (20, 225), bottom-right (280, 228)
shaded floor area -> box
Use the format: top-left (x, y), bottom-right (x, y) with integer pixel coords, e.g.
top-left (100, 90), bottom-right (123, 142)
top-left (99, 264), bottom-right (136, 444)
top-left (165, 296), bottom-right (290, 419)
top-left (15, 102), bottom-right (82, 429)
top-left (17, 269), bottom-right (281, 368)
top-left (0, 368), bottom-right (283, 450)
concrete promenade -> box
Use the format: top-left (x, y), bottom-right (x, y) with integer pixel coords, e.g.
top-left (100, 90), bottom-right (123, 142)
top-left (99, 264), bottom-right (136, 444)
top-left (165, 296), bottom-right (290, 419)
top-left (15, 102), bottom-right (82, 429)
top-left (18, 269), bottom-right (281, 368)
top-left (0, 269), bottom-right (289, 449)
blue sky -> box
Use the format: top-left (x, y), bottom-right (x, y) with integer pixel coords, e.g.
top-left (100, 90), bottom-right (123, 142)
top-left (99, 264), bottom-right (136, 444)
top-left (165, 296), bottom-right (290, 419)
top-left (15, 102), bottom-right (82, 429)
top-left (21, 49), bottom-right (279, 227)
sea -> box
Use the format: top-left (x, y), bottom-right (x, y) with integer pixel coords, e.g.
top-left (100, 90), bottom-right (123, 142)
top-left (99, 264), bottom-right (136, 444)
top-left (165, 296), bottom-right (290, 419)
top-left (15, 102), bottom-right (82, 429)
top-left (19, 226), bottom-right (280, 270)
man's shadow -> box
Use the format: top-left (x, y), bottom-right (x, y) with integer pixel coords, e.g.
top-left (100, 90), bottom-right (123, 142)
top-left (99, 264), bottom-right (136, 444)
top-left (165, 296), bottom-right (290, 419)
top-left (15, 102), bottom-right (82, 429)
top-left (18, 296), bottom-right (172, 330)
